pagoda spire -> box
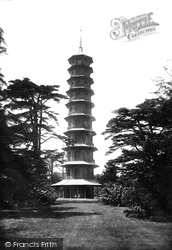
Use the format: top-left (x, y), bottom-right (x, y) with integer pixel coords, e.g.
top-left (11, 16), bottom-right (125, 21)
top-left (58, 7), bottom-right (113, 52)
top-left (77, 29), bottom-right (84, 55)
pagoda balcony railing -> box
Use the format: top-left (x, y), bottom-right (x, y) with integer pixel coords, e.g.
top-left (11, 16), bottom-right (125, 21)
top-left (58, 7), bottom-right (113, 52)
top-left (67, 98), bottom-right (92, 103)
top-left (63, 159), bottom-right (95, 163)
top-left (67, 126), bottom-right (93, 130)
top-left (70, 61), bottom-right (91, 67)
top-left (69, 97), bottom-right (91, 102)
top-left (68, 111), bottom-right (92, 115)
top-left (68, 86), bottom-right (92, 90)
top-left (70, 73), bottom-right (91, 77)
top-left (64, 142), bottom-right (94, 147)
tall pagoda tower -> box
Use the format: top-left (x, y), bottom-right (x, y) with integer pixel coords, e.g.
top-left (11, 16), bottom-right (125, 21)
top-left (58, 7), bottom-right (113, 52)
top-left (52, 36), bottom-right (101, 198)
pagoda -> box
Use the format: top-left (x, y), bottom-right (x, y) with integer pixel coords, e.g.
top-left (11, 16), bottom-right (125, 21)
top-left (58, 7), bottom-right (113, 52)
top-left (52, 36), bottom-right (101, 198)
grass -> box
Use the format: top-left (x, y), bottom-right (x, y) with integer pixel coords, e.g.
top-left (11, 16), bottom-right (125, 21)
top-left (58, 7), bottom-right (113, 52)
top-left (0, 200), bottom-right (172, 250)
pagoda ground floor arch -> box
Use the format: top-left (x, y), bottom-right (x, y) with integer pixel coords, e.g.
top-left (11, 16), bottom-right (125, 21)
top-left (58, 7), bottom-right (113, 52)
top-left (64, 186), bottom-right (94, 199)
top-left (57, 186), bottom-right (96, 199)
top-left (52, 179), bottom-right (101, 199)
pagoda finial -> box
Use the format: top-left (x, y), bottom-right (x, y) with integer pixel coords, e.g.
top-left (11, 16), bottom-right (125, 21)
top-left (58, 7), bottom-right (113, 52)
top-left (77, 29), bottom-right (84, 55)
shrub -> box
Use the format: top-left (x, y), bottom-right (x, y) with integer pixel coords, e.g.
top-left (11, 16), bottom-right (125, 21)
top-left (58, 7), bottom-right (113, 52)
top-left (121, 186), bottom-right (158, 216)
top-left (99, 184), bottom-right (123, 206)
top-left (99, 183), bottom-right (164, 220)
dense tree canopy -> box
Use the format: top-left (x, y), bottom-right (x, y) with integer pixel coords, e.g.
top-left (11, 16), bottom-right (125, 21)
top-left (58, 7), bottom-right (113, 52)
top-left (0, 28), bottom-right (67, 207)
top-left (3, 78), bottom-right (67, 152)
top-left (102, 81), bottom-right (172, 215)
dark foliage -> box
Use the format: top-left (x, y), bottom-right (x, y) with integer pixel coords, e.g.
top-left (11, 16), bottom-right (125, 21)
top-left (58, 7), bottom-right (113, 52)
top-left (101, 80), bottom-right (172, 219)
top-left (0, 53), bottom-right (66, 208)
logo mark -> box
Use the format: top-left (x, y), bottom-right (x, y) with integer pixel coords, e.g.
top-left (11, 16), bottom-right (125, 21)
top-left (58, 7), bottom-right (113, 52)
top-left (110, 13), bottom-right (159, 41)
top-left (5, 242), bottom-right (11, 247)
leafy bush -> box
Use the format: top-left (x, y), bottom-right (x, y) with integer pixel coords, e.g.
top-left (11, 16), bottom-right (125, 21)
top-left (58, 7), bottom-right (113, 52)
top-left (3, 181), bottom-right (59, 208)
top-left (99, 184), bottom-right (123, 206)
top-left (124, 206), bottom-right (148, 219)
top-left (99, 183), bottom-right (164, 220)
top-left (121, 186), bottom-right (158, 214)
top-left (34, 184), bottom-right (58, 206)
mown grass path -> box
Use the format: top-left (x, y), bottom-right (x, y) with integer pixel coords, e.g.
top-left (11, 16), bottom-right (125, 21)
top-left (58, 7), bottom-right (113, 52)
top-left (0, 200), bottom-right (172, 250)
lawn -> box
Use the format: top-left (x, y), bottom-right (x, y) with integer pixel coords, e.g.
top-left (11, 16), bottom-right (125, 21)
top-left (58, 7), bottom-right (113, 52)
top-left (0, 200), bottom-right (172, 250)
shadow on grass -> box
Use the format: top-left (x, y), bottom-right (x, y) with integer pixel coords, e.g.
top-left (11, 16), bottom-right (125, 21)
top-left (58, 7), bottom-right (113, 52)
top-left (0, 206), bottom-right (101, 220)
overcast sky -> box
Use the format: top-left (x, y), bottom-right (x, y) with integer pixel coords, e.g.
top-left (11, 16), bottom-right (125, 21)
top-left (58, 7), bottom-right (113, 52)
top-left (1, 0), bottom-right (172, 174)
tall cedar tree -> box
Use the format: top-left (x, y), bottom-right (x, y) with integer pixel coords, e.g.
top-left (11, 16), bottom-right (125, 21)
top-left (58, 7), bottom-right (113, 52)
top-left (4, 78), bottom-right (67, 154)
top-left (0, 29), bottom-right (67, 206)
top-left (0, 27), bottom-right (21, 208)
top-left (103, 83), bottom-right (172, 214)
top-left (1, 78), bottom-right (67, 205)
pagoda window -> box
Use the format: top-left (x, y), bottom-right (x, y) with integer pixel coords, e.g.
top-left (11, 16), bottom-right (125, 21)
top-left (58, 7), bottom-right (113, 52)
top-left (69, 106), bottom-right (73, 113)
top-left (76, 80), bottom-right (80, 86)
top-left (84, 119), bottom-right (90, 128)
top-left (74, 168), bottom-right (80, 179)
top-left (67, 169), bottom-right (70, 178)
top-left (75, 134), bottom-right (81, 143)
top-left (86, 151), bottom-right (90, 160)
top-left (84, 105), bottom-right (89, 113)
top-left (84, 151), bottom-right (89, 161)
top-left (76, 105), bottom-right (81, 113)
top-left (68, 152), bottom-right (72, 161)
top-left (90, 152), bottom-right (93, 161)
top-left (84, 92), bottom-right (89, 100)
top-left (75, 119), bottom-right (81, 128)
top-left (76, 92), bottom-right (81, 99)
top-left (78, 60), bottom-right (82, 65)
top-left (84, 135), bottom-right (90, 144)
top-left (75, 151), bottom-right (80, 160)
top-left (77, 69), bottom-right (81, 75)
top-left (87, 169), bottom-right (91, 179)
top-left (68, 120), bottom-right (72, 128)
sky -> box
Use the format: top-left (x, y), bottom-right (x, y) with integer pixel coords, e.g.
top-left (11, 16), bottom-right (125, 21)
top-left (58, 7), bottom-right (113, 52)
top-left (1, 0), bottom-right (172, 174)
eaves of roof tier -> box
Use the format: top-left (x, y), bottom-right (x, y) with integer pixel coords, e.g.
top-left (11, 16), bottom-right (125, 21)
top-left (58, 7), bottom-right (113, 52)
top-left (63, 143), bottom-right (97, 151)
top-left (68, 54), bottom-right (93, 64)
top-left (67, 76), bottom-right (94, 85)
top-left (68, 64), bottom-right (93, 74)
top-left (66, 99), bottom-right (95, 108)
top-left (52, 179), bottom-right (101, 187)
top-left (65, 113), bottom-right (95, 122)
top-left (64, 128), bottom-right (96, 136)
top-left (66, 87), bottom-right (94, 96)
top-left (62, 161), bottom-right (99, 168)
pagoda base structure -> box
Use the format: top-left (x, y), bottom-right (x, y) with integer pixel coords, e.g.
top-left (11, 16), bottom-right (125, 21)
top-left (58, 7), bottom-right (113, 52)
top-left (52, 179), bottom-right (101, 199)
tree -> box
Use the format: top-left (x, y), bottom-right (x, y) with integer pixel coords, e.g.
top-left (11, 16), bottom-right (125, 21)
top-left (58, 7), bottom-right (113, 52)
top-left (42, 149), bottom-right (65, 182)
top-left (0, 27), bottom-right (6, 55)
top-left (102, 84), bottom-right (172, 215)
top-left (4, 78), bottom-right (67, 154)
top-left (0, 27), bottom-right (22, 208)
top-left (98, 159), bottom-right (118, 184)
top-left (0, 77), bottom-right (68, 207)
top-left (0, 29), bottom-right (66, 207)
